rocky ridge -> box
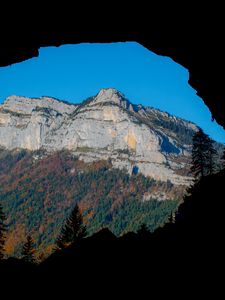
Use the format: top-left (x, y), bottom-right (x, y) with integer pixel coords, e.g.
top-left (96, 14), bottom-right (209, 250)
top-left (0, 88), bottom-right (198, 185)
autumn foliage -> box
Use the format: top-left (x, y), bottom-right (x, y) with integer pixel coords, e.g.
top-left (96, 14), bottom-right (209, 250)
top-left (0, 149), bottom-right (182, 259)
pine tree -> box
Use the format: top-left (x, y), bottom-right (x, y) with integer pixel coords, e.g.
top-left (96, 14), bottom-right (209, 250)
top-left (191, 129), bottom-right (208, 178)
top-left (222, 148), bottom-right (225, 169)
top-left (0, 204), bottom-right (6, 260)
top-left (191, 128), bottom-right (217, 179)
top-left (56, 203), bottom-right (87, 250)
top-left (22, 235), bottom-right (36, 264)
top-left (206, 137), bottom-right (217, 175)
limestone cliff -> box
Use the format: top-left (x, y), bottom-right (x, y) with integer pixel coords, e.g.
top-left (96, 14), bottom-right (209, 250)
top-left (0, 88), bottom-right (198, 185)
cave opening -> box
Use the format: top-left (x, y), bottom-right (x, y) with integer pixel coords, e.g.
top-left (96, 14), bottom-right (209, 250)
top-left (0, 42), bottom-right (225, 259)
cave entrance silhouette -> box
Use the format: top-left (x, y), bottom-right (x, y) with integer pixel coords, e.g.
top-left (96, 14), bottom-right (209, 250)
top-left (1, 18), bottom-right (224, 292)
top-left (0, 41), bottom-right (224, 260)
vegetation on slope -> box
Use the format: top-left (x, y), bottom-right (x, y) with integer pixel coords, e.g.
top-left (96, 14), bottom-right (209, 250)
top-left (0, 149), bottom-right (182, 258)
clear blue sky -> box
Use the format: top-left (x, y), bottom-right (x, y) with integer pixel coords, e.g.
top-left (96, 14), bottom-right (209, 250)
top-left (0, 42), bottom-right (225, 144)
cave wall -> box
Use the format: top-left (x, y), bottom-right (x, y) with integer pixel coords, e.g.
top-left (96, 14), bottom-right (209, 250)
top-left (1, 12), bottom-right (224, 130)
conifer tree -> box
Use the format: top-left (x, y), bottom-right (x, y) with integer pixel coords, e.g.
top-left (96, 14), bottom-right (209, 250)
top-left (22, 235), bottom-right (36, 264)
top-left (206, 137), bottom-right (217, 175)
top-left (191, 128), bottom-right (217, 179)
top-left (56, 203), bottom-right (86, 250)
top-left (222, 148), bottom-right (225, 169)
top-left (0, 204), bottom-right (6, 260)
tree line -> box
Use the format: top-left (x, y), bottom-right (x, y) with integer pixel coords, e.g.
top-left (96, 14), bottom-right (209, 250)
top-left (191, 128), bottom-right (225, 179)
top-left (0, 127), bottom-right (224, 262)
top-left (0, 203), bottom-right (87, 263)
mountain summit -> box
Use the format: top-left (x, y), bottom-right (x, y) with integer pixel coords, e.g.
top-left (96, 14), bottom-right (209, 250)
top-left (0, 89), bottom-right (198, 185)
top-left (90, 88), bottom-right (132, 109)
top-left (91, 88), bottom-right (126, 104)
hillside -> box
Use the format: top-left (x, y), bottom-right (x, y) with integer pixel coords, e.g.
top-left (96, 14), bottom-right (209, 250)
top-left (0, 88), bottom-right (198, 185)
top-left (0, 149), bottom-right (182, 258)
top-left (2, 88), bottom-right (223, 259)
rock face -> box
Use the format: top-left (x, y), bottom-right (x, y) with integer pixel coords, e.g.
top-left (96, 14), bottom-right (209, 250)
top-left (0, 88), bottom-right (198, 185)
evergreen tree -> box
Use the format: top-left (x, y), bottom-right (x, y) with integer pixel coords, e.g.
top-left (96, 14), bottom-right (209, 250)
top-left (56, 203), bottom-right (87, 250)
top-left (191, 128), bottom-right (217, 178)
top-left (0, 204), bottom-right (6, 260)
top-left (206, 138), bottom-right (217, 175)
top-left (222, 148), bottom-right (225, 169)
top-left (22, 235), bottom-right (36, 264)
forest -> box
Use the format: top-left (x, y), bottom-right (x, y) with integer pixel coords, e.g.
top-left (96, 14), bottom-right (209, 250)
top-left (0, 128), bottom-right (225, 297)
top-left (0, 148), bottom-right (181, 259)
top-left (0, 128), bottom-right (224, 263)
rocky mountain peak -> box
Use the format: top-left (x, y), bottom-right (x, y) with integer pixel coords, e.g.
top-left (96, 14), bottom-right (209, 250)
top-left (0, 89), bottom-right (199, 185)
top-left (89, 88), bottom-right (131, 110)
top-left (96, 88), bottom-right (124, 102)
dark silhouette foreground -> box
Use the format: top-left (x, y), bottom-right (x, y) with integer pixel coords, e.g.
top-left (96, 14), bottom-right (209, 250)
top-left (1, 169), bottom-right (224, 294)
top-left (56, 203), bottom-right (86, 250)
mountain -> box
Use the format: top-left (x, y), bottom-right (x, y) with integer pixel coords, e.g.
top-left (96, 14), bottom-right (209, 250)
top-left (0, 88), bottom-right (201, 258)
top-left (0, 88), bottom-right (197, 185)
top-left (0, 150), bottom-right (182, 258)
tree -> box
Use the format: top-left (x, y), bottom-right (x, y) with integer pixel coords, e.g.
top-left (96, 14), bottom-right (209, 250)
top-left (22, 235), bottom-right (36, 264)
top-left (222, 148), bottom-right (225, 169)
top-left (0, 204), bottom-right (6, 260)
top-left (56, 203), bottom-right (87, 250)
top-left (191, 128), bottom-right (217, 179)
top-left (206, 138), bottom-right (217, 175)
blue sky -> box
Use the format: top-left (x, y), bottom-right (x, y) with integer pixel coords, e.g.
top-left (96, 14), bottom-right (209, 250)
top-left (0, 42), bottom-right (225, 144)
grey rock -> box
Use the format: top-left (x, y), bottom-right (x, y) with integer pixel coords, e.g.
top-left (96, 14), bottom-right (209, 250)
top-left (0, 88), bottom-right (198, 185)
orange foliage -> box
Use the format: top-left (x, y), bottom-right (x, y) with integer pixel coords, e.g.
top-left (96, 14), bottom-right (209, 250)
top-left (83, 210), bottom-right (94, 223)
top-left (5, 223), bottom-right (26, 256)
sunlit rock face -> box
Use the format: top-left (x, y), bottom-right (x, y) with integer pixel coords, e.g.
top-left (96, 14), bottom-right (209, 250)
top-left (0, 88), bottom-right (198, 185)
